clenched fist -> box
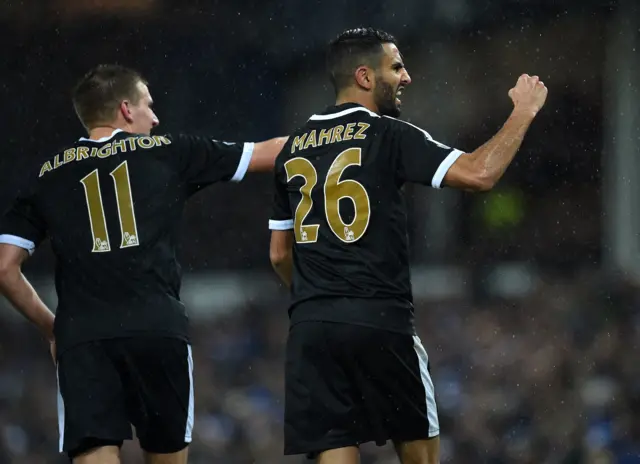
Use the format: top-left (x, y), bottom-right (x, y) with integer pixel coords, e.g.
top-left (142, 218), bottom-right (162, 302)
top-left (508, 74), bottom-right (548, 116)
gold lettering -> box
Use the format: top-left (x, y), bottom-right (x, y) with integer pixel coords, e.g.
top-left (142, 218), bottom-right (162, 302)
top-left (64, 149), bottom-right (76, 163)
top-left (318, 128), bottom-right (332, 146)
top-left (153, 135), bottom-right (171, 146)
top-left (137, 137), bottom-right (155, 149)
top-left (354, 123), bottom-right (369, 140)
top-left (39, 161), bottom-right (53, 177)
top-left (111, 140), bottom-right (126, 155)
top-left (303, 130), bottom-right (318, 150)
top-left (343, 123), bottom-right (356, 141)
top-left (331, 125), bottom-right (344, 143)
top-left (90, 148), bottom-right (98, 157)
top-left (126, 137), bottom-right (137, 151)
top-left (76, 147), bottom-right (90, 161)
top-left (291, 133), bottom-right (308, 154)
top-left (97, 143), bottom-right (112, 158)
top-left (289, 123), bottom-right (368, 155)
top-left (54, 154), bottom-right (63, 169)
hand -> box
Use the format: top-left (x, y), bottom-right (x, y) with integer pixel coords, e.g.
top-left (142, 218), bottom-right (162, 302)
top-left (49, 339), bottom-right (56, 365)
top-left (508, 74), bottom-right (548, 116)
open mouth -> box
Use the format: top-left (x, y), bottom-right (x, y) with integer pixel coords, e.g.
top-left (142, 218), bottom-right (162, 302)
top-left (396, 87), bottom-right (403, 105)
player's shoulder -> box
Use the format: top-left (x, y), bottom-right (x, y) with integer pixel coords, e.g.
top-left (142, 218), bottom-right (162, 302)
top-left (383, 117), bottom-right (456, 152)
top-left (380, 115), bottom-right (433, 137)
top-left (157, 132), bottom-right (188, 144)
top-left (160, 132), bottom-right (245, 151)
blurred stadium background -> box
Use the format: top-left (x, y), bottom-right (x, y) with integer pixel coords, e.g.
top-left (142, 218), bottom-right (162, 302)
top-left (1, 0), bottom-right (639, 462)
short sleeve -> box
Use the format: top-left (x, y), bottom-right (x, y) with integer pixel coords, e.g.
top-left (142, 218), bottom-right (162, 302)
top-left (167, 133), bottom-right (254, 187)
top-left (268, 165), bottom-right (293, 231)
top-left (0, 196), bottom-right (47, 255)
top-left (388, 117), bottom-right (466, 188)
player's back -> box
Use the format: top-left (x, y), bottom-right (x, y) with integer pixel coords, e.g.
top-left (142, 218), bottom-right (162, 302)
top-left (27, 131), bottom-right (187, 349)
top-left (271, 103), bottom-right (464, 334)
top-left (2, 129), bottom-right (253, 353)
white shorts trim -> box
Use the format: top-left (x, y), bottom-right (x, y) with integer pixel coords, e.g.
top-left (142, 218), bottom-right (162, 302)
top-left (412, 336), bottom-right (439, 436)
top-left (56, 367), bottom-right (66, 453)
top-left (184, 344), bottom-right (195, 442)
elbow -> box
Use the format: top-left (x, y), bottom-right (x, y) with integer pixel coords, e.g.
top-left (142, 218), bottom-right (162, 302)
top-left (270, 249), bottom-right (290, 268)
top-left (468, 155), bottom-right (496, 192)
top-left (465, 158), bottom-right (497, 191)
top-left (270, 230), bottom-right (294, 270)
top-left (452, 168), bottom-right (495, 192)
top-left (469, 172), bottom-right (497, 192)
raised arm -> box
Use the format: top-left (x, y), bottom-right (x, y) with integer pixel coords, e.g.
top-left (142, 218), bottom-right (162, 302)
top-left (444, 74), bottom-right (548, 191)
top-left (247, 137), bottom-right (289, 173)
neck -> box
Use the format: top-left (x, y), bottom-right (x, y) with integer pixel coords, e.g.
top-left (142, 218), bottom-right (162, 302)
top-left (335, 89), bottom-right (379, 115)
top-left (87, 123), bottom-right (128, 141)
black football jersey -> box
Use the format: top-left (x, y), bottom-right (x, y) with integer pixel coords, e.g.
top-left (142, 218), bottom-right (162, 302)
top-left (270, 103), bottom-right (465, 333)
top-left (0, 129), bottom-right (254, 354)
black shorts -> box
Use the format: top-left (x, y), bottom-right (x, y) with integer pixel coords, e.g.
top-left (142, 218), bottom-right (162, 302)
top-left (56, 337), bottom-right (194, 458)
top-left (284, 322), bottom-right (439, 456)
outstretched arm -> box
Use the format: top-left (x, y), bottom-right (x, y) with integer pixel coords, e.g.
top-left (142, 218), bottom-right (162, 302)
top-left (247, 137), bottom-right (289, 173)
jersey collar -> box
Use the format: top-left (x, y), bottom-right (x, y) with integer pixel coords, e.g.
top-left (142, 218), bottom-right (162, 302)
top-left (78, 128), bottom-right (124, 143)
top-left (309, 103), bottom-right (379, 121)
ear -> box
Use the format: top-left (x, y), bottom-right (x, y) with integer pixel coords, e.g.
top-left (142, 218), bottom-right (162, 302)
top-left (354, 65), bottom-right (374, 91)
top-left (119, 101), bottom-right (134, 123)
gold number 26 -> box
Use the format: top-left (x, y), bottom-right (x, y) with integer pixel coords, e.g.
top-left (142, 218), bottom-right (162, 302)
top-left (284, 147), bottom-right (371, 244)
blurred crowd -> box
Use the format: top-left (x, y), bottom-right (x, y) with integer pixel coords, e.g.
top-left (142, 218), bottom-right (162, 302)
top-left (0, 271), bottom-right (638, 464)
top-left (1, 0), bottom-right (635, 462)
